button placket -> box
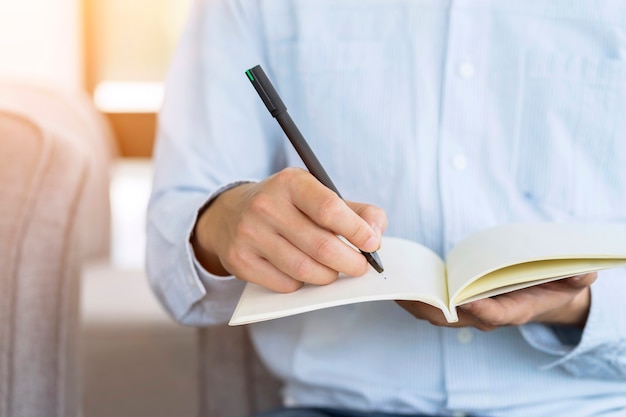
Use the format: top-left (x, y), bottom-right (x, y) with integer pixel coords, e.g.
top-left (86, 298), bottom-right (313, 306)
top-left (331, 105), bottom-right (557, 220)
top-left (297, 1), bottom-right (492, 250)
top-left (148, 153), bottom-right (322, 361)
top-left (452, 153), bottom-right (468, 171)
top-left (457, 328), bottom-right (473, 345)
top-left (457, 62), bottom-right (475, 79)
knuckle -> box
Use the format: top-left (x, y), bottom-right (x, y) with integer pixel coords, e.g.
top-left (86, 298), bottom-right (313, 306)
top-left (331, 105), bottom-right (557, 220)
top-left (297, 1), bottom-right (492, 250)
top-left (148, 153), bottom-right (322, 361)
top-left (290, 255), bottom-right (338, 286)
top-left (282, 166), bottom-right (303, 177)
top-left (313, 236), bottom-right (338, 260)
top-left (274, 167), bottom-right (303, 186)
top-left (292, 256), bottom-right (315, 281)
top-left (346, 221), bottom-right (370, 244)
top-left (222, 245), bottom-right (239, 264)
top-left (273, 279), bottom-right (303, 294)
top-left (316, 196), bottom-right (343, 226)
top-left (247, 193), bottom-right (275, 218)
top-left (222, 245), bottom-right (248, 273)
top-left (288, 255), bottom-right (319, 284)
top-left (234, 220), bottom-right (253, 239)
top-left (234, 219), bottom-right (260, 243)
top-left (363, 205), bottom-right (387, 225)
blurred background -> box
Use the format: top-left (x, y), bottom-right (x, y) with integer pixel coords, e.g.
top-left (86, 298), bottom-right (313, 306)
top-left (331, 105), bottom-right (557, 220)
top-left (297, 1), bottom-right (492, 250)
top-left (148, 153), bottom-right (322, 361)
top-left (0, 0), bottom-right (198, 416)
top-left (0, 0), bottom-right (191, 154)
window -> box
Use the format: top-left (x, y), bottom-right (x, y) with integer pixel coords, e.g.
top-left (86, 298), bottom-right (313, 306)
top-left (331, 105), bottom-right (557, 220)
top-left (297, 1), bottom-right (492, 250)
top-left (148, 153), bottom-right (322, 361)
top-left (84, 0), bottom-right (192, 155)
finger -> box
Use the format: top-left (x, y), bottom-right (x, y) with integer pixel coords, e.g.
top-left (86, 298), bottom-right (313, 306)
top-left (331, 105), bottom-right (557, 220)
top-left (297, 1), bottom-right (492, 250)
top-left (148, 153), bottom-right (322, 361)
top-left (458, 298), bottom-right (527, 327)
top-left (226, 234), bottom-right (342, 291)
top-left (460, 288), bottom-right (572, 328)
top-left (227, 249), bottom-right (304, 293)
top-left (228, 170), bottom-right (370, 279)
top-left (396, 300), bottom-right (491, 330)
top-left (268, 204), bottom-right (371, 277)
top-left (558, 272), bottom-right (598, 289)
top-left (396, 300), bottom-right (450, 326)
top-left (346, 200), bottom-right (388, 243)
top-left (256, 232), bottom-right (344, 286)
top-left (459, 271), bottom-right (599, 326)
top-left (288, 230), bottom-right (371, 278)
top-left (215, 205), bottom-right (310, 291)
top-left (286, 171), bottom-right (381, 253)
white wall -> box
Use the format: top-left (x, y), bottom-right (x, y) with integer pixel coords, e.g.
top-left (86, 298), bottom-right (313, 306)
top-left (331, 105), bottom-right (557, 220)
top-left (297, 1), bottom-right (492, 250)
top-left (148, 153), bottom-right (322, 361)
top-left (0, 0), bottom-right (82, 89)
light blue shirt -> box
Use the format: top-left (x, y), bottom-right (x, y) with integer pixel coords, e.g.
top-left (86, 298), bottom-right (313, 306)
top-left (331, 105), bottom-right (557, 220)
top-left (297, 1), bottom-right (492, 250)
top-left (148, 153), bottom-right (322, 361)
top-left (147, 1), bottom-right (626, 416)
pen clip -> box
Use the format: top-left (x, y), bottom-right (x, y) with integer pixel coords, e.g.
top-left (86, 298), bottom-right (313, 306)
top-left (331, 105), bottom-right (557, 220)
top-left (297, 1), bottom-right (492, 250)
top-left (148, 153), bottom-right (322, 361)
top-left (246, 65), bottom-right (287, 117)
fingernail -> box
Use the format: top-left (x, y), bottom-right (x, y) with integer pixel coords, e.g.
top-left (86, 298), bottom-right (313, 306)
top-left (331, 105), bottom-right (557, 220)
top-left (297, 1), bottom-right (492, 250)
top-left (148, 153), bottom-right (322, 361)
top-left (364, 235), bottom-right (379, 252)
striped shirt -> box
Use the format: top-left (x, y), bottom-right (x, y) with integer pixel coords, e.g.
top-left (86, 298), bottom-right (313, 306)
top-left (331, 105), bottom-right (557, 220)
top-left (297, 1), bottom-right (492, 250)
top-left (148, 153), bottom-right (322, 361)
top-left (147, 1), bottom-right (626, 415)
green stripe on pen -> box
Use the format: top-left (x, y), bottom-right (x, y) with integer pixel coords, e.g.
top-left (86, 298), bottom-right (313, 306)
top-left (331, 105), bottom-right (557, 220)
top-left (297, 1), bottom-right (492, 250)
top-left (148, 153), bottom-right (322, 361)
top-left (246, 70), bottom-right (255, 82)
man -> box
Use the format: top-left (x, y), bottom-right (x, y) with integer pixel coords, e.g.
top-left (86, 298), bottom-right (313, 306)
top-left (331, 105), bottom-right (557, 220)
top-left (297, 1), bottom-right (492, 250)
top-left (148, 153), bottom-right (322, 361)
top-left (147, 1), bottom-right (626, 416)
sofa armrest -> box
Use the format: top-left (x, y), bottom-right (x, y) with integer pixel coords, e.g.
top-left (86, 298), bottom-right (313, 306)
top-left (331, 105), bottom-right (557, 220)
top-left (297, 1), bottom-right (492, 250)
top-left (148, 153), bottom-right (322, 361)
top-left (0, 81), bottom-right (117, 261)
top-left (0, 111), bottom-right (90, 417)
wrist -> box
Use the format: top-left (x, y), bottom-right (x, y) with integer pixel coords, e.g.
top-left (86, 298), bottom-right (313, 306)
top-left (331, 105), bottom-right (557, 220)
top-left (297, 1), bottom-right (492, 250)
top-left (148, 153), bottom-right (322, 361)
top-left (191, 204), bottom-right (230, 276)
top-left (191, 184), bottom-right (254, 277)
top-left (191, 182), bottom-right (259, 276)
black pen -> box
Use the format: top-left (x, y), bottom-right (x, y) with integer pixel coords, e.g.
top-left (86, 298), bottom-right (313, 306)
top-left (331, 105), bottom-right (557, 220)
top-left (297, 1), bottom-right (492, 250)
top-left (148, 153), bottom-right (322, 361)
top-left (245, 64), bottom-right (384, 273)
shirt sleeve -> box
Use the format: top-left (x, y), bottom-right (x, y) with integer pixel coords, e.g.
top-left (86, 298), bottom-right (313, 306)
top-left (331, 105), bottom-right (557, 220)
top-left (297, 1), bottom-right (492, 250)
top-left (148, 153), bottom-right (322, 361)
top-left (146, 0), bottom-right (286, 326)
top-left (519, 267), bottom-right (626, 380)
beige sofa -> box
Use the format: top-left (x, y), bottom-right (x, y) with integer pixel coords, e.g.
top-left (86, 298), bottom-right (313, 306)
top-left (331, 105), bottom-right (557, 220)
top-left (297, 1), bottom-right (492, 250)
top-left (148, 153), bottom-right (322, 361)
top-left (0, 81), bottom-right (114, 417)
top-left (0, 81), bottom-right (281, 417)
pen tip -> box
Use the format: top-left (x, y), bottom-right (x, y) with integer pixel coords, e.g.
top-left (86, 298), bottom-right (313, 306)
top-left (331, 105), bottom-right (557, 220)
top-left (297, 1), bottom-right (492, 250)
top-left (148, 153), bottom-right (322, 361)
top-left (367, 251), bottom-right (384, 273)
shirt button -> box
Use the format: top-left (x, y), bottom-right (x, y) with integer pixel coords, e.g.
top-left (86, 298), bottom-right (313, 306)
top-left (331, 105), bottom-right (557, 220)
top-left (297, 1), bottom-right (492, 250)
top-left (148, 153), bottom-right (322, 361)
top-left (457, 328), bottom-right (473, 344)
top-left (452, 412), bottom-right (467, 417)
top-left (452, 154), bottom-right (468, 171)
top-left (458, 62), bottom-right (475, 79)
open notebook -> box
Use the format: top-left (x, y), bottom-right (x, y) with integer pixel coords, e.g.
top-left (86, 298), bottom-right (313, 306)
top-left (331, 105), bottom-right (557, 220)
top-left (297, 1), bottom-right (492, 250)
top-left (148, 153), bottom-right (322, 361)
top-left (229, 223), bottom-right (626, 325)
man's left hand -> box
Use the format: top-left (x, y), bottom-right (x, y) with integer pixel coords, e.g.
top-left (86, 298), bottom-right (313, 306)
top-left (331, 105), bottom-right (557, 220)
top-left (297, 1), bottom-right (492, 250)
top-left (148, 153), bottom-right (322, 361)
top-left (396, 272), bottom-right (597, 331)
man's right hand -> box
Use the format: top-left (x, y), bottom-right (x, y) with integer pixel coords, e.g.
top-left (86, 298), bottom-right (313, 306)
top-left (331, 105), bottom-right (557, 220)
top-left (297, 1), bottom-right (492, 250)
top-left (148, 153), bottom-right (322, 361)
top-left (191, 167), bottom-right (387, 292)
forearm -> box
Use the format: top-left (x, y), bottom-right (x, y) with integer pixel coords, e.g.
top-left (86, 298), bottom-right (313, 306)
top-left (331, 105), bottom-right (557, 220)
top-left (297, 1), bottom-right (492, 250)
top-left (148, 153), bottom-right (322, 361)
top-left (145, 0), bottom-right (285, 323)
top-left (147, 187), bottom-right (246, 325)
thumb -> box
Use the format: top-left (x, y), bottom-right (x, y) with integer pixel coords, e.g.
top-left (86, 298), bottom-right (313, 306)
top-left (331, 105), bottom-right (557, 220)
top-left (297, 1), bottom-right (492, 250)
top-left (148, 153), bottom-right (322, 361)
top-left (564, 272), bottom-right (598, 289)
top-left (346, 201), bottom-right (387, 244)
